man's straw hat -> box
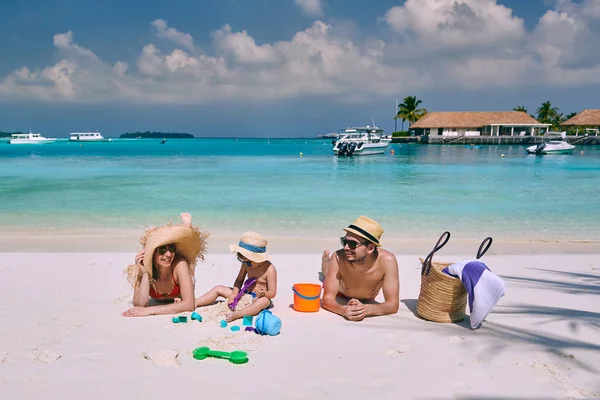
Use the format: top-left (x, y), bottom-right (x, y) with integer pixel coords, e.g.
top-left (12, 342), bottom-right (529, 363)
top-left (124, 220), bottom-right (209, 288)
top-left (343, 216), bottom-right (384, 247)
top-left (229, 231), bottom-right (270, 263)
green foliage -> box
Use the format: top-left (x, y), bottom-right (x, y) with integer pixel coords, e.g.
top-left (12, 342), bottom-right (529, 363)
top-left (392, 131), bottom-right (410, 137)
top-left (513, 106), bottom-right (527, 113)
top-left (395, 96), bottom-right (427, 128)
top-left (0, 131), bottom-right (25, 137)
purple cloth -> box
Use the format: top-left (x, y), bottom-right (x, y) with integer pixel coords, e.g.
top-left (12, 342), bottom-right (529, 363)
top-left (443, 260), bottom-right (505, 329)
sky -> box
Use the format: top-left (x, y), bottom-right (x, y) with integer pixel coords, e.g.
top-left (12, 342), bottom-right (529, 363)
top-left (0, 0), bottom-right (599, 137)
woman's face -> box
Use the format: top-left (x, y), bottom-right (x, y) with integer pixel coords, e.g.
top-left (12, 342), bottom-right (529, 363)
top-left (153, 243), bottom-right (176, 269)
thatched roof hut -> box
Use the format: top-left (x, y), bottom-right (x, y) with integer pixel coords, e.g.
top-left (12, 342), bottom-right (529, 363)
top-left (410, 111), bottom-right (542, 129)
top-left (561, 109), bottom-right (600, 127)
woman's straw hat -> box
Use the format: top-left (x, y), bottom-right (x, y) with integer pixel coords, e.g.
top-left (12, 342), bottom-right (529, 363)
top-left (124, 219), bottom-right (209, 288)
top-left (343, 215), bottom-right (384, 247)
top-left (229, 231), bottom-right (270, 263)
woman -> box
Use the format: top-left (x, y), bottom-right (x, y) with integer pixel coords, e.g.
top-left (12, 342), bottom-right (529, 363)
top-left (122, 212), bottom-right (209, 317)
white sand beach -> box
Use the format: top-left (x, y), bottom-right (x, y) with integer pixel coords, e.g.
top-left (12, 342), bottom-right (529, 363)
top-left (1, 252), bottom-right (599, 399)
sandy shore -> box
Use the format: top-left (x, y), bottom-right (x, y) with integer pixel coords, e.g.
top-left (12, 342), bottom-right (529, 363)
top-left (1, 229), bottom-right (600, 254)
top-left (1, 252), bottom-right (598, 399)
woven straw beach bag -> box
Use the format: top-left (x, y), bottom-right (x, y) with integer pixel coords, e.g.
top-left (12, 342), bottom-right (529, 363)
top-left (416, 232), bottom-right (492, 323)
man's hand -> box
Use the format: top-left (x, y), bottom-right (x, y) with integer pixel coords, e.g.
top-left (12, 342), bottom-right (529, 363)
top-left (344, 298), bottom-right (368, 321)
top-left (122, 306), bottom-right (151, 317)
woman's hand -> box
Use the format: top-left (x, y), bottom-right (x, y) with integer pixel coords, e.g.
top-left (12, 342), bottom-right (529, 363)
top-left (135, 249), bottom-right (145, 266)
top-left (122, 306), bottom-right (151, 317)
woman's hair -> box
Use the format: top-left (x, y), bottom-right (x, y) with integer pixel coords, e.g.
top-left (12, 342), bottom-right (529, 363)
top-left (152, 261), bottom-right (159, 281)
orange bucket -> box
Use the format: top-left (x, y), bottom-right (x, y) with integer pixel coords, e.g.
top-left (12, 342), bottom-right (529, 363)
top-left (292, 283), bottom-right (322, 312)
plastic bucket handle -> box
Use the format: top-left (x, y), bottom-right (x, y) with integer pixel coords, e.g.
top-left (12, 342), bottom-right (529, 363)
top-left (292, 286), bottom-right (321, 300)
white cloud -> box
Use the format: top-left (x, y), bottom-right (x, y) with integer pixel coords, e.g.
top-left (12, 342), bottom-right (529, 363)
top-left (0, 1), bottom-right (599, 104)
top-left (294, 0), bottom-right (324, 17)
top-left (385, 0), bottom-right (525, 50)
top-left (151, 19), bottom-right (194, 51)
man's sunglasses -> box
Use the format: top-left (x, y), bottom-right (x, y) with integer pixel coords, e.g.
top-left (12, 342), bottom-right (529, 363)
top-left (340, 237), bottom-right (369, 250)
top-left (157, 244), bottom-right (177, 255)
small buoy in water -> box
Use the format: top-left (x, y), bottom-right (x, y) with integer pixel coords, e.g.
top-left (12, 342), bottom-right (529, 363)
top-left (299, 152), bottom-right (303, 157)
top-left (390, 149), bottom-right (395, 155)
top-left (500, 154), bottom-right (505, 158)
top-left (581, 151), bottom-right (584, 154)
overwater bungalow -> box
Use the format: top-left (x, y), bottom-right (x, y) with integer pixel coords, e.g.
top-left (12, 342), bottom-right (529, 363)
top-left (560, 109), bottom-right (600, 136)
top-left (409, 111), bottom-right (550, 138)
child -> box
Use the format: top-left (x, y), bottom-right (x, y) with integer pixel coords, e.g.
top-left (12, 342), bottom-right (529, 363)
top-left (194, 231), bottom-right (277, 322)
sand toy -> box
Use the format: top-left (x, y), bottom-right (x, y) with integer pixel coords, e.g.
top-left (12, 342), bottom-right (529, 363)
top-left (255, 309), bottom-right (281, 336)
top-left (228, 278), bottom-right (258, 311)
top-left (190, 312), bottom-right (203, 322)
top-left (192, 347), bottom-right (248, 364)
top-left (171, 315), bottom-right (188, 323)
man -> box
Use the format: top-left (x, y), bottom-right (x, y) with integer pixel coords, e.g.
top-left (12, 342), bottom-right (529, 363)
top-left (321, 216), bottom-right (400, 321)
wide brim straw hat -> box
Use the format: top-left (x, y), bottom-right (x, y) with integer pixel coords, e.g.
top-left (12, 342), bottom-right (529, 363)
top-left (343, 215), bottom-right (384, 247)
top-left (229, 231), bottom-right (270, 263)
top-left (124, 220), bottom-right (209, 288)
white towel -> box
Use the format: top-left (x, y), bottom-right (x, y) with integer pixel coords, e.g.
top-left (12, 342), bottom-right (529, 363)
top-left (444, 260), bottom-right (506, 329)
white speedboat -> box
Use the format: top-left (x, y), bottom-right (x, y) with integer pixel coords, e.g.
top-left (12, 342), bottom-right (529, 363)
top-left (332, 125), bottom-right (390, 156)
top-left (69, 131), bottom-right (111, 142)
top-left (9, 132), bottom-right (56, 144)
top-left (526, 132), bottom-right (575, 155)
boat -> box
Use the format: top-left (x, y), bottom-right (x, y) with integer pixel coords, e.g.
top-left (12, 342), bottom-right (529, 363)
top-left (526, 132), bottom-right (575, 155)
top-left (69, 131), bottom-right (111, 142)
top-left (332, 124), bottom-right (390, 156)
top-left (9, 131), bottom-right (56, 144)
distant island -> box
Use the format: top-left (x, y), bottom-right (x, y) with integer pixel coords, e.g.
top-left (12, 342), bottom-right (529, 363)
top-left (0, 131), bottom-right (25, 138)
top-left (120, 131), bottom-right (195, 139)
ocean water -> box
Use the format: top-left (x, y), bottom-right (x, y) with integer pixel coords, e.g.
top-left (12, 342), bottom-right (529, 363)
top-left (0, 138), bottom-right (599, 244)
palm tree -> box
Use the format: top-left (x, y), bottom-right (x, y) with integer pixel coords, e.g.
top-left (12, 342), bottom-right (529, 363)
top-left (513, 105), bottom-right (527, 113)
top-left (396, 96), bottom-right (427, 128)
top-left (565, 112), bottom-right (577, 120)
top-left (536, 101), bottom-right (559, 124)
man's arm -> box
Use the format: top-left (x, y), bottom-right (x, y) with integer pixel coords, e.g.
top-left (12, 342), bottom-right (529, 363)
top-left (321, 251), bottom-right (348, 317)
top-left (365, 253), bottom-right (400, 317)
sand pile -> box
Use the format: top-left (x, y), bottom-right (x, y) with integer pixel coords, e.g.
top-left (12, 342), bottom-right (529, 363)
top-left (194, 294), bottom-right (254, 324)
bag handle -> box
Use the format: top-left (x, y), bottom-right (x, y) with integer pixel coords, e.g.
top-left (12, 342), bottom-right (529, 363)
top-left (476, 237), bottom-right (493, 259)
top-left (422, 231), bottom-right (451, 276)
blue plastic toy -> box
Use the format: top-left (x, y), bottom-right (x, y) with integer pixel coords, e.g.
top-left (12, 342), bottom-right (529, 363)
top-left (242, 316), bottom-right (253, 326)
top-left (172, 315), bottom-right (188, 324)
top-left (191, 312), bottom-right (203, 322)
top-left (255, 310), bottom-right (281, 336)
top-left (219, 320), bottom-right (228, 328)
top-left (230, 326), bottom-right (241, 331)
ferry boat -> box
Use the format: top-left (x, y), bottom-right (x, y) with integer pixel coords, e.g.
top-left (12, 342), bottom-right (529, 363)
top-left (332, 125), bottom-right (390, 156)
top-left (9, 132), bottom-right (56, 144)
top-left (526, 132), bottom-right (575, 155)
top-left (69, 131), bottom-right (111, 142)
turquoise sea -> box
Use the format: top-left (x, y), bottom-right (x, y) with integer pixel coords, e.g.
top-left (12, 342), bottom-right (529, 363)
top-left (1, 138), bottom-right (599, 243)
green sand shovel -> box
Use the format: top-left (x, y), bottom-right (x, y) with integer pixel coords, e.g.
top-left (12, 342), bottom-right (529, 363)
top-left (192, 347), bottom-right (249, 364)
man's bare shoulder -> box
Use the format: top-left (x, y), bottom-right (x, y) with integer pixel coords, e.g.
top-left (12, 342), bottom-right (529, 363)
top-left (377, 248), bottom-right (398, 267)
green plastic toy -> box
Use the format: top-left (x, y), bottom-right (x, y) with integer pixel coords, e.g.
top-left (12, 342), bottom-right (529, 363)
top-left (192, 347), bottom-right (248, 364)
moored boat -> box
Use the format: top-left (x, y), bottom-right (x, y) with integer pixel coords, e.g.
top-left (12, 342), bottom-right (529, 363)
top-left (526, 132), bottom-right (575, 155)
top-left (332, 125), bottom-right (390, 156)
top-left (9, 131), bottom-right (56, 144)
top-left (69, 132), bottom-right (111, 142)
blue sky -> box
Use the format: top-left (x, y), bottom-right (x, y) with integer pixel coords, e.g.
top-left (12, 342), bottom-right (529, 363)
top-left (1, 0), bottom-right (598, 137)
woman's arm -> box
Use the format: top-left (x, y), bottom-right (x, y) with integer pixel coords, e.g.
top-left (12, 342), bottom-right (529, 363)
top-left (122, 259), bottom-right (196, 317)
top-left (132, 271), bottom-right (150, 307)
top-left (132, 250), bottom-right (150, 307)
